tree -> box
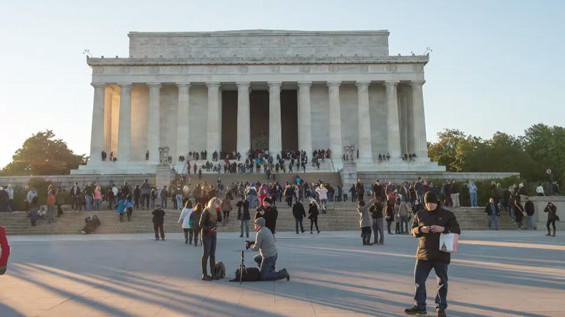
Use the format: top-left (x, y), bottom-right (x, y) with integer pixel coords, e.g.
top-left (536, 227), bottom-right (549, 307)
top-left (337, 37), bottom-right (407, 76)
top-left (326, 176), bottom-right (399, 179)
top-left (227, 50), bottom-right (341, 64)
top-left (522, 124), bottom-right (565, 180)
top-left (1, 130), bottom-right (85, 176)
top-left (428, 129), bottom-right (484, 171)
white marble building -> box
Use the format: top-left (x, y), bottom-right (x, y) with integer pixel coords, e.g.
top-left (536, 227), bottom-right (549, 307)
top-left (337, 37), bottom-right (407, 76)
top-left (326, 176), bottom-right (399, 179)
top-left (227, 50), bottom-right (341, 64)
top-left (73, 30), bottom-right (444, 174)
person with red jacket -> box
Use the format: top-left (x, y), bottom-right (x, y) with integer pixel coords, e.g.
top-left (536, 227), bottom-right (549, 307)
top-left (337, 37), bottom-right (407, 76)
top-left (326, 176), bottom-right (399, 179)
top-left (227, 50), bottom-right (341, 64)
top-left (0, 225), bottom-right (10, 275)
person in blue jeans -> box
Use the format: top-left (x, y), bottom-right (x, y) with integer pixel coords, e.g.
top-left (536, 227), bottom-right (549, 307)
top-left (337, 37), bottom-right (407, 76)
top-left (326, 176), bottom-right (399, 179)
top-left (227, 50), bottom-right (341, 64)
top-left (246, 217), bottom-right (290, 281)
top-left (484, 197), bottom-right (499, 230)
top-left (405, 192), bottom-right (461, 317)
top-left (467, 180), bottom-right (478, 208)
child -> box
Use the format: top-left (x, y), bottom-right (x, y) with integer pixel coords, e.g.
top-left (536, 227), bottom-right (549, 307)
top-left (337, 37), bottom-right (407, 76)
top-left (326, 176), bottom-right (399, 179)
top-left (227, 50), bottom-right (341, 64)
top-left (117, 195), bottom-right (126, 222)
top-left (358, 198), bottom-right (373, 245)
top-left (126, 194), bottom-right (134, 221)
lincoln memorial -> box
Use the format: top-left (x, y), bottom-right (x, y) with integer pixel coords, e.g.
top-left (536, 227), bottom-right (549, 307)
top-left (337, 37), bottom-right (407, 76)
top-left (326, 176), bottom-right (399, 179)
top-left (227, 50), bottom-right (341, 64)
top-left (73, 30), bottom-right (444, 174)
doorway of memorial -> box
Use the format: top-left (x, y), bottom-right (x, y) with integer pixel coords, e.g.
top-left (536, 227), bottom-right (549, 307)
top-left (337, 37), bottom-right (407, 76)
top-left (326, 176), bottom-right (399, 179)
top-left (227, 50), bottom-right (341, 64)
top-left (221, 91), bottom-right (237, 156)
top-left (280, 90), bottom-right (298, 152)
top-left (249, 90), bottom-right (269, 153)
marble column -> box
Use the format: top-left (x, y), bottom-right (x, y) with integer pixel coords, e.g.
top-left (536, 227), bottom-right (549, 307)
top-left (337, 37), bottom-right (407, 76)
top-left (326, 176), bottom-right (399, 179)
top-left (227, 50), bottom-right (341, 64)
top-left (89, 83), bottom-right (106, 163)
top-left (411, 80), bottom-right (428, 159)
top-left (385, 80), bottom-right (401, 160)
top-left (206, 82), bottom-right (221, 155)
top-left (236, 82), bottom-right (250, 157)
top-left (356, 81), bottom-right (372, 161)
top-left (297, 81), bottom-right (312, 155)
top-left (103, 89), bottom-right (113, 154)
top-left (147, 83), bottom-right (161, 164)
top-left (117, 83), bottom-right (132, 162)
top-left (176, 83), bottom-right (190, 159)
top-left (268, 82), bottom-right (282, 156)
top-left (327, 81), bottom-right (343, 159)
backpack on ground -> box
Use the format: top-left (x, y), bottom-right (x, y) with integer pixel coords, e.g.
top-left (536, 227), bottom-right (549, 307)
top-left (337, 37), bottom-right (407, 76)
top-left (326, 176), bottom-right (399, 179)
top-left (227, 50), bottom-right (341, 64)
top-left (214, 262), bottom-right (226, 279)
top-left (230, 267), bottom-right (261, 282)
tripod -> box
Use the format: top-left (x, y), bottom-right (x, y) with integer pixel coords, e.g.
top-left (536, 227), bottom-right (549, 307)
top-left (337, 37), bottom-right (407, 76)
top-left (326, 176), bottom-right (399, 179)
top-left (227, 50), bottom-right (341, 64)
top-left (239, 250), bottom-right (245, 284)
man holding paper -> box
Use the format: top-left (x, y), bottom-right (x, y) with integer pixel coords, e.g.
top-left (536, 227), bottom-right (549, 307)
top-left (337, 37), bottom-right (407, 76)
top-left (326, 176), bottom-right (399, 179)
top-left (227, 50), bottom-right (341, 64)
top-left (405, 192), bottom-right (460, 317)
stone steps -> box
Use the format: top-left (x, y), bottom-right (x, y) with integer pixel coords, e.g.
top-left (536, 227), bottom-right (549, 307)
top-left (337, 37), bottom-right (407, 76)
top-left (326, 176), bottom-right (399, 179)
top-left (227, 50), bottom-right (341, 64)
top-left (0, 204), bottom-right (524, 235)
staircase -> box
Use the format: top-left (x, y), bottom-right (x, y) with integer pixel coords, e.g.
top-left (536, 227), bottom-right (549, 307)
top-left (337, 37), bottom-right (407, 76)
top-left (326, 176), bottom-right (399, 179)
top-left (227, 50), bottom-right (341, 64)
top-left (0, 203), bottom-right (520, 236)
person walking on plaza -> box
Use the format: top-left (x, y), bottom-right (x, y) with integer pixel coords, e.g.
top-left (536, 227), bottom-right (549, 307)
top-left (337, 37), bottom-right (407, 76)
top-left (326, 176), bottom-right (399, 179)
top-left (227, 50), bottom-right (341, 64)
top-left (246, 217), bottom-right (290, 281)
top-left (524, 197), bottom-right (536, 230)
top-left (152, 205), bottom-right (166, 241)
top-left (358, 198), bottom-right (373, 245)
top-left (467, 180), bottom-right (478, 208)
top-left (292, 197), bottom-right (306, 234)
top-left (385, 199), bottom-right (397, 235)
top-left (255, 197), bottom-right (278, 237)
top-left (544, 202), bottom-right (558, 237)
top-left (399, 201), bottom-right (411, 234)
top-left (199, 198), bottom-right (222, 280)
top-left (178, 200), bottom-right (194, 244)
top-left (513, 196), bottom-right (525, 230)
top-left (236, 195), bottom-right (250, 238)
top-left (0, 225), bottom-right (10, 275)
top-left (190, 203), bottom-right (203, 247)
top-left (308, 199), bottom-right (320, 234)
top-left (370, 200), bottom-right (385, 245)
top-left (484, 197), bottom-right (500, 230)
top-left (405, 192), bottom-right (461, 317)
top-left (46, 190), bottom-right (56, 224)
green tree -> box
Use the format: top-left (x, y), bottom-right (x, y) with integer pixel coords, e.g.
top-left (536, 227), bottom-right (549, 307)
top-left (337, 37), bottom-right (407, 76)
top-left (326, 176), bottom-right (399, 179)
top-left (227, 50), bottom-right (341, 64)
top-left (428, 129), bottom-right (484, 171)
top-left (1, 130), bottom-right (85, 176)
top-left (522, 124), bottom-right (565, 180)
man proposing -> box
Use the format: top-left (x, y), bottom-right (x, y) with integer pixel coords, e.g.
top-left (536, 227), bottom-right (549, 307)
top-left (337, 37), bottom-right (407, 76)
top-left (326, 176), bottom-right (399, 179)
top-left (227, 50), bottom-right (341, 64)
top-left (405, 192), bottom-right (460, 317)
top-left (245, 217), bottom-right (290, 281)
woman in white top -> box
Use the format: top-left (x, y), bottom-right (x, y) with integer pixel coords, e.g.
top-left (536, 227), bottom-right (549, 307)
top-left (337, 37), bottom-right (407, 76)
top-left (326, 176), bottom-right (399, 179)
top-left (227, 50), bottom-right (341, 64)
top-left (178, 200), bottom-right (194, 244)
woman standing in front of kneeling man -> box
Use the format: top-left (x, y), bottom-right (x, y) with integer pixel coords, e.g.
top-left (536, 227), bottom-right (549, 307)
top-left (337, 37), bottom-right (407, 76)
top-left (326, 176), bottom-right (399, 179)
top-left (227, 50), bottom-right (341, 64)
top-left (199, 197), bottom-right (222, 281)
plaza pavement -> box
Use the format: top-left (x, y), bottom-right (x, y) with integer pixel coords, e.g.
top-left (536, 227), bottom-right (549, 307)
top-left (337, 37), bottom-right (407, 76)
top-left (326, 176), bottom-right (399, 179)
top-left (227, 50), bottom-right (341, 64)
top-left (0, 230), bottom-right (563, 317)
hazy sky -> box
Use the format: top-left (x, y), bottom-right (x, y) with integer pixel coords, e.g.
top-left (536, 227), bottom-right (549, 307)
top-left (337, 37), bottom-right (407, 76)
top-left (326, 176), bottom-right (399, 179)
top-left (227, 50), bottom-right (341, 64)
top-left (1, 0), bottom-right (563, 169)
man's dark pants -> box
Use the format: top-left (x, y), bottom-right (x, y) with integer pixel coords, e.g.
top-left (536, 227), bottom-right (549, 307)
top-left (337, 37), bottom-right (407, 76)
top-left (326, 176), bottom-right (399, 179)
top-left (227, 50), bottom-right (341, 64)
top-left (154, 223), bottom-right (164, 240)
top-left (414, 259), bottom-right (448, 310)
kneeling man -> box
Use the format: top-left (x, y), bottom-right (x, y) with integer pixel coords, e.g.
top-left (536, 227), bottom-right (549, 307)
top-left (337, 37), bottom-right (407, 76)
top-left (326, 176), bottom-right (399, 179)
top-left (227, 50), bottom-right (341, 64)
top-left (246, 217), bottom-right (290, 281)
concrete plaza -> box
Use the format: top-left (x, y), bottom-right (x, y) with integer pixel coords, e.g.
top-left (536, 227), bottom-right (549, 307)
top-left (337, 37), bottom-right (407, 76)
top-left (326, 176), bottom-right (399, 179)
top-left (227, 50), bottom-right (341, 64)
top-left (0, 230), bottom-right (563, 317)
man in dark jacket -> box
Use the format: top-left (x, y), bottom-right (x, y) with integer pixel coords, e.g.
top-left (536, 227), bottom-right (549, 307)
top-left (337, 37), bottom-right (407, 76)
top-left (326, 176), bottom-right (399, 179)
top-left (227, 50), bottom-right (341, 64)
top-left (484, 197), bottom-right (500, 230)
top-left (524, 197), bottom-right (535, 230)
top-left (405, 192), bottom-right (460, 317)
top-left (152, 205), bottom-right (166, 241)
top-left (292, 198), bottom-right (306, 234)
top-left (236, 196), bottom-right (250, 238)
top-left (255, 197), bottom-right (278, 237)
top-left (355, 178), bottom-right (365, 201)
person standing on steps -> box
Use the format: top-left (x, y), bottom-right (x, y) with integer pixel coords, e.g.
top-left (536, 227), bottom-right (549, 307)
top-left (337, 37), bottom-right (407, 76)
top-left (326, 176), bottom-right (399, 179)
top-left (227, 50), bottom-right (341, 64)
top-left (236, 195), bottom-right (250, 238)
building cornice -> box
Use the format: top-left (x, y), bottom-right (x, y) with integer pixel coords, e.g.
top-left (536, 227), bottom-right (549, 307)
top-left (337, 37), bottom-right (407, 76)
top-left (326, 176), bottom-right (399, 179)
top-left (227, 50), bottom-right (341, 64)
top-left (87, 55), bottom-right (429, 67)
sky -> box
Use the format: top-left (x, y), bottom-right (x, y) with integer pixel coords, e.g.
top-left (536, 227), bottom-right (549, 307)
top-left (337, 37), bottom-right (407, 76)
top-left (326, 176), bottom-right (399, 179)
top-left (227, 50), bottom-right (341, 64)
top-left (0, 0), bottom-right (563, 169)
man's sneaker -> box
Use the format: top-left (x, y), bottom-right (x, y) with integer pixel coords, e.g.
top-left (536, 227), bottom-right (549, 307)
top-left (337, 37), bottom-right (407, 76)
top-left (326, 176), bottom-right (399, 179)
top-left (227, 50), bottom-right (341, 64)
top-left (282, 268), bottom-right (290, 281)
top-left (437, 308), bottom-right (446, 317)
top-left (404, 305), bottom-right (427, 315)
top-left (202, 275), bottom-right (213, 281)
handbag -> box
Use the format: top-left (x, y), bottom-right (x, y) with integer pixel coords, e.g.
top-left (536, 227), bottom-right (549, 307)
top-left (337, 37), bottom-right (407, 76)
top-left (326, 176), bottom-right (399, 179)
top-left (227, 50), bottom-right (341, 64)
top-left (439, 233), bottom-right (460, 253)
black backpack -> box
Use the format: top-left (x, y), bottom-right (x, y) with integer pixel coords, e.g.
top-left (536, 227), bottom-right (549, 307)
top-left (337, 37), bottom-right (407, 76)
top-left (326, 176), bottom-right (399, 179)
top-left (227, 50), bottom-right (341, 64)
top-left (230, 267), bottom-right (261, 282)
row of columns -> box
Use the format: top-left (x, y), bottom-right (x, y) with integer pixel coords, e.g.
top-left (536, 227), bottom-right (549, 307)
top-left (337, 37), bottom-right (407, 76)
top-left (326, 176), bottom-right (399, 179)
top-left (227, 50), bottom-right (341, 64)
top-left (89, 80), bottom-right (428, 164)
